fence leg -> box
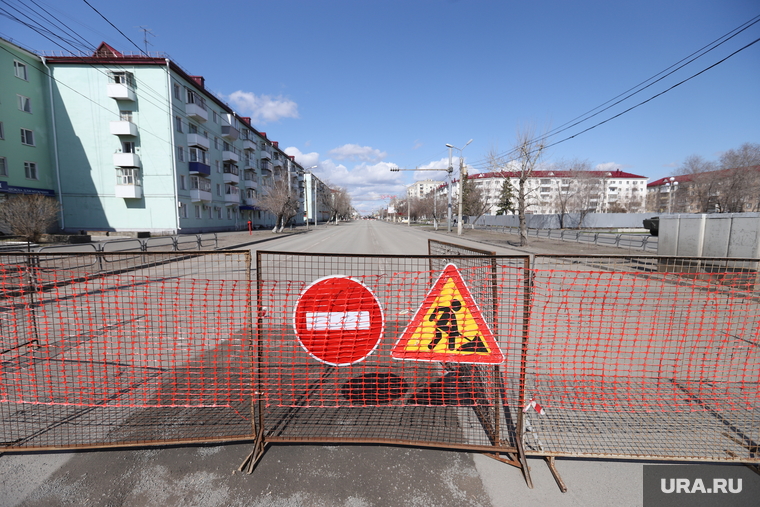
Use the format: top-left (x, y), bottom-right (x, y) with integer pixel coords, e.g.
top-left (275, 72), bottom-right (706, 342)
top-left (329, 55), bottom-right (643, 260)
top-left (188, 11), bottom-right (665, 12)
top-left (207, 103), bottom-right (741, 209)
top-left (238, 425), bottom-right (267, 474)
top-left (545, 456), bottom-right (567, 492)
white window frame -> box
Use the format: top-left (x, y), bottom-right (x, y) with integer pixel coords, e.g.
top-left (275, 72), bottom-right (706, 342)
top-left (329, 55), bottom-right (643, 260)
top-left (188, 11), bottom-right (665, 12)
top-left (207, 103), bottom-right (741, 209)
top-left (14, 60), bottom-right (28, 80)
top-left (119, 110), bottom-right (133, 122)
top-left (21, 129), bottom-right (34, 146)
top-left (173, 82), bottom-right (181, 100)
top-left (17, 95), bottom-right (31, 113)
top-left (24, 161), bottom-right (38, 180)
top-left (0, 157), bottom-right (7, 177)
top-left (116, 168), bottom-right (140, 186)
top-left (194, 205), bottom-right (201, 218)
top-left (177, 146), bottom-right (185, 162)
top-left (122, 141), bottom-right (135, 153)
top-left (179, 174), bottom-right (186, 190)
top-left (179, 202), bottom-right (188, 219)
top-left (175, 116), bottom-right (183, 133)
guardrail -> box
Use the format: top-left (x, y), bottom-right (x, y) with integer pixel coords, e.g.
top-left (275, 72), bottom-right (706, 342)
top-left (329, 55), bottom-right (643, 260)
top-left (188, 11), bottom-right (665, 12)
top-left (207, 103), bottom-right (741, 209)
top-left (472, 225), bottom-right (658, 252)
top-left (34, 233), bottom-right (218, 253)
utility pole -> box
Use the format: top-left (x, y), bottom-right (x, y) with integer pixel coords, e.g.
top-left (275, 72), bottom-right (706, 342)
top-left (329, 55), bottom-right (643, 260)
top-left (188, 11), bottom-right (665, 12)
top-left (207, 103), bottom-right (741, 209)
top-left (446, 140), bottom-right (472, 236)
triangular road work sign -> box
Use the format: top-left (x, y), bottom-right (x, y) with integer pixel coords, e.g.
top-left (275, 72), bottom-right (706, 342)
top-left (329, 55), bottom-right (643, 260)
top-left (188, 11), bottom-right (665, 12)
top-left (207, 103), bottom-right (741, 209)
top-left (392, 263), bottom-right (504, 364)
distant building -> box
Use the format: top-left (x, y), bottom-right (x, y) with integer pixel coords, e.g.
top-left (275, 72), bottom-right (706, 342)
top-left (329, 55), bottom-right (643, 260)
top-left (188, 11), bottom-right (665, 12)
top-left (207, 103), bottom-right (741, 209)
top-left (407, 179), bottom-right (444, 199)
top-left (435, 169), bottom-right (648, 215)
top-left (647, 166), bottom-right (760, 214)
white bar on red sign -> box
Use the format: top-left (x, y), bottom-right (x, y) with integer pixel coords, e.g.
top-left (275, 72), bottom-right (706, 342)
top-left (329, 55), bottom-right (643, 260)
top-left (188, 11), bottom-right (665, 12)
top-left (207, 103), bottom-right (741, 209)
top-left (305, 311), bottom-right (371, 331)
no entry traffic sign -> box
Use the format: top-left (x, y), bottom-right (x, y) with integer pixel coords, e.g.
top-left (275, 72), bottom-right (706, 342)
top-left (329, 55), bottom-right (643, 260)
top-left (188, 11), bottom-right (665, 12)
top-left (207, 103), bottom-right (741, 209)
top-left (293, 276), bottom-right (384, 366)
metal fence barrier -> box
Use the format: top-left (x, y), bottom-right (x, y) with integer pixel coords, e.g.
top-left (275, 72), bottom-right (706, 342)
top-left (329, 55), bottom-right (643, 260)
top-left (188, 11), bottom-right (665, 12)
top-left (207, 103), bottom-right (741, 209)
top-left (1, 246), bottom-right (758, 490)
top-left (471, 225), bottom-right (658, 252)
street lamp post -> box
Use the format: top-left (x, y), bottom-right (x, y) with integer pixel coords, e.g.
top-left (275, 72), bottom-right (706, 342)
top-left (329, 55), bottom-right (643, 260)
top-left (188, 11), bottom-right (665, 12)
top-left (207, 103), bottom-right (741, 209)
top-left (666, 176), bottom-right (678, 213)
top-left (446, 140), bottom-right (472, 236)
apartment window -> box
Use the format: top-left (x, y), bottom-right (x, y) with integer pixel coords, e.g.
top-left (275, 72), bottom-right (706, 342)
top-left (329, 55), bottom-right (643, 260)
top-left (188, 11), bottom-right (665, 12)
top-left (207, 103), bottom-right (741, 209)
top-left (194, 205), bottom-right (201, 218)
top-left (177, 146), bottom-right (185, 162)
top-left (186, 89), bottom-right (206, 109)
top-left (212, 111), bottom-right (219, 124)
top-left (227, 208), bottom-right (232, 220)
top-left (173, 82), bottom-right (181, 100)
top-left (178, 202), bottom-right (188, 218)
top-left (189, 147), bottom-right (208, 164)
top-left (20, 129), bottom-right (34, 146)
top-left (17, 95), bottom-right (31, 113)
top-left (216, 183), bottom-right (221, 196)
top-left (116, 168), bottom-right (139, 185)
top-left (190, 176), bottom-right (211, 192)
top-left (189, 123), bottom-right (198, 134)
top-left (122, 141), bottom-right (135, 153)
top-left (214, 137), bottom-right (220, 150)
top-left (0, 122), bottom-right (4, 139)
top-left (14, 60), bottom-right (28, 80)
top-left (216, 207), bottom-right (222, 219)
top-left (175, 116), bottom-right (183, 133)
top-left (207, 206), bottom-right (213, 219)
top-left (24, 162), bottom-right (38, 180)
top-left (119, 110), bottom-right (133, 122)
top-left (109, 71), bottom-right (134, 87)
top-left (0, 157), bottom-right (7, 177)
top-left (215, 160), bottom-right (221, 173)
top-left (179, 174), bottom-right (186, 190)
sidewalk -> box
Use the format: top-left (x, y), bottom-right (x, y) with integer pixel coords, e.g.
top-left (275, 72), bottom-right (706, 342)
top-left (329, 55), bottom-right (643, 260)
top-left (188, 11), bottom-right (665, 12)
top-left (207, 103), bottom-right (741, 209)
top-left (416, 224), bottom-right (644, 256)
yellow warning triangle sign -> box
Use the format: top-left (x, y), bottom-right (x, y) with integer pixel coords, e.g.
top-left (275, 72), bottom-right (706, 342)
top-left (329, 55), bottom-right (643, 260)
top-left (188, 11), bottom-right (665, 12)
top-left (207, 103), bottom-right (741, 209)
top-left (392, 263), bottom-right (504, 364)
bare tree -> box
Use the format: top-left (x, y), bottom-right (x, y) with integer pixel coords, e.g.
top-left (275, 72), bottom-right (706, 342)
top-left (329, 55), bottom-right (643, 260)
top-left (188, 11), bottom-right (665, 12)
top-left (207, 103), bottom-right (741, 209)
top-left (716, 143), bottom-right (760, 212)
top-left (0, 194), bottom-right (60, 243)
top-left (550, 159), bottom-right (591, 228)
top-left (258, 179), bottom-right (300, 232)
top-left (570, 168), bottom-right (602, 228)
top-left (458, 174), bottom-right (490, 226)
top-left (677, 154), bottom-right (718, 212)
top-left (321, 186), bottom-right (352, 223)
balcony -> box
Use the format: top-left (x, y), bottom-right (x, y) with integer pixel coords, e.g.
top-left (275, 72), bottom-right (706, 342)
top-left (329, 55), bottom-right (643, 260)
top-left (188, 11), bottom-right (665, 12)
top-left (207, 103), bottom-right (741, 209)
top-left (272, 157), bottom-right (283, 168)
top-left (222, 150), bottom-right (239, 163)
top-left (260, 160), bottom-right (273, 172)
top-left (260, 146), bottom-right (272, 159)
top-left (107, 83), bottom-right (136, 101)
top-left (243, 173), bottom-right (257, 189)
top-left (243, 195), bottom-right (257, 206)
top-left (243, 138), bottom-right (256, 151)
top-left (188, 162), bottom-right (211, 176)
top-left (221, 125), bottom-right (239, 141)
top-left (186, 102), bottom-right (208, 122)
top-left (190, 189), bottom-right (212, 202)
top-left (224, 186), bottom-right (240, 205)
top-left (110, 121), bottom-right (137, 136)
top-left (115, 184), bottom-right (142, 199)
top-left (243, 158), bottom-right (256, 170)
top-left (113, 152), bottom-right (140, 167)
top-left (223, 168), bottom-right (240, 185)
top-left (187, 133), bottom-right (210, 150)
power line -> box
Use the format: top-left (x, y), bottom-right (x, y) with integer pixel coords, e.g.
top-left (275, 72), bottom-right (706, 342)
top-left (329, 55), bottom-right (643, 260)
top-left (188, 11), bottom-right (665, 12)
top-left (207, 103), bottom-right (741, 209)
top-left (81, 0), bottom-right (145, 55)
top-left (470, 15), bottom-right (760, 170)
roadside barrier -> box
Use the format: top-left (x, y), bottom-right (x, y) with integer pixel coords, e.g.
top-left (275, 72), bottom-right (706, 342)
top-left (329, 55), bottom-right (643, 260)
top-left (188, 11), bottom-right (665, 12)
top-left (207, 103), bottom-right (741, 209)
top-left (1, 246), bottom-right (758, 489)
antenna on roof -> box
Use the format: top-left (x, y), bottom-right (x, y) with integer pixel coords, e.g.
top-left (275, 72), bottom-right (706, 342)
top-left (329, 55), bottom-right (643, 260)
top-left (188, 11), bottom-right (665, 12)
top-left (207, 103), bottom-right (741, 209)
top-left (136, 26), bottom-right (155, 54)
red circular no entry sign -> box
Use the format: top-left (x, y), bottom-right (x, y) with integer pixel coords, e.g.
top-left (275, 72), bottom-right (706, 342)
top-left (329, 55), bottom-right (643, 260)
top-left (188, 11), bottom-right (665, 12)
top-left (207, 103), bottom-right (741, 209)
top-left (293, 276), bottom-right (384, 366)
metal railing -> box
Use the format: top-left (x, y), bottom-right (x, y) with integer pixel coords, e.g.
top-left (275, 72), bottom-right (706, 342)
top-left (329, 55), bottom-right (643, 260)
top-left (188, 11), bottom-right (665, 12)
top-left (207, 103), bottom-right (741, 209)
top-left (472, 225), bottom-right (658, 252)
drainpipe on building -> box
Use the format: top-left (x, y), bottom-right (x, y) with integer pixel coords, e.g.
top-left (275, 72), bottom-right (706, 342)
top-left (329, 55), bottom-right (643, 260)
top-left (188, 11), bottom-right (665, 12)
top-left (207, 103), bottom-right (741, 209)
top-left (166, 59), bottom-right (180, 233)
top-left (41, 57), bottom-right (65, 231)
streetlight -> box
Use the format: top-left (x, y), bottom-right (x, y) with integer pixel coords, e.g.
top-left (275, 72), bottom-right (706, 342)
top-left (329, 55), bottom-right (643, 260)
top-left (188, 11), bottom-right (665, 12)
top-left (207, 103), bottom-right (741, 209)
top-left (666, 176), bottom-right (679, 214)
top-left (304, 165), bottom-right (317, 228)
top-left (446, 139), bottom-right (472, 236)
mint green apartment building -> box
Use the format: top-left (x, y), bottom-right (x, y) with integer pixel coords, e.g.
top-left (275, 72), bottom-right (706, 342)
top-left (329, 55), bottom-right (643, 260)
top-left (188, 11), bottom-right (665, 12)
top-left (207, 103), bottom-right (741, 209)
top-left (0, 38), bottom-right (57, 206)
top-left (32, 42), bottom-right (304, 234)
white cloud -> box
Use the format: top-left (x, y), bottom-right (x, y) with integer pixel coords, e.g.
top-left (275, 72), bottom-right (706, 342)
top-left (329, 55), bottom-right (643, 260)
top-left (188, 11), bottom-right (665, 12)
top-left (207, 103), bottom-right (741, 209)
top-left (328, 144), bottom-right (387, 162)
top-left (227, 90), bottom-right (299, 124)
top-left (595, 162), bottom-right (622, 172)
top-left (284, 147), bottom-right (320, 169)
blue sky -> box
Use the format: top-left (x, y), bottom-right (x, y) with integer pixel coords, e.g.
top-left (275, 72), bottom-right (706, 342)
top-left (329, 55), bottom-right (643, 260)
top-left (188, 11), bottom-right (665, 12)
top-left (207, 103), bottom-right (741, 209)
top-left (2, 0), bottom-right (759, 214)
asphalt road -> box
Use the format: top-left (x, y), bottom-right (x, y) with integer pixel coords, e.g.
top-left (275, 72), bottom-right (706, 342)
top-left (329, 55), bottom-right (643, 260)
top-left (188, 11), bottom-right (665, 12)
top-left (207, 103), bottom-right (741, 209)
top-left (0, 221), bottom-right (731, 506)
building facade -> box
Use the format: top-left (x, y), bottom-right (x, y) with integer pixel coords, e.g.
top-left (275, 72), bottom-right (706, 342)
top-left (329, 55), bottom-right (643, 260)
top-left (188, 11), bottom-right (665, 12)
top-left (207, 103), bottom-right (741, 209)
top-left (435, 169), bottom-right (648, 215)
top-left (0, 38), bottom-right (57, 203)
top-left (407, 179), bottom-right (443, 199)
top-left (27, 42), bottom-right (304, 234)
top-left (647, 167), bottom-right (760, 214)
